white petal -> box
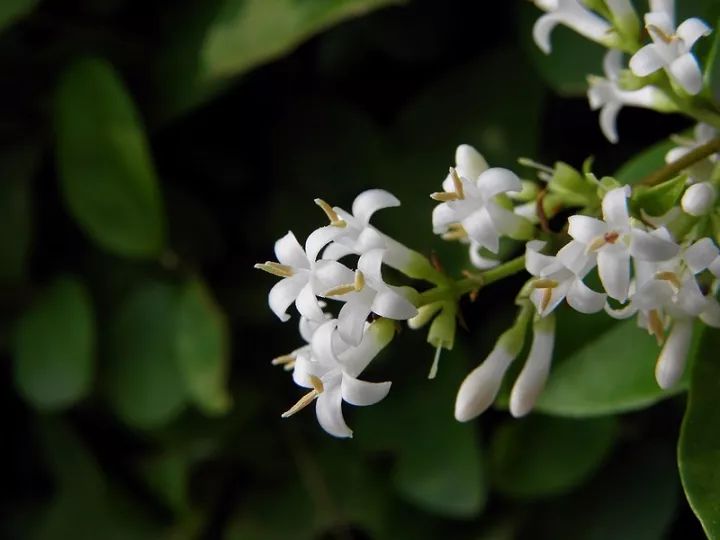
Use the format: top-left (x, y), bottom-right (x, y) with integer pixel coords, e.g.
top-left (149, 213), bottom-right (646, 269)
top-left (351, 189), bottom-right (400, 225)
top-left (371, 289), bottom-right (418, 320)
top-left (306, 225), bottom-right (344, 262)
top-left (313, 260), bottom-right (355, 295)
top-left (463, 207), bottom-right (500, 253)
top-left (669, 53), bottom-right (703, 95)
top-left (337, 297), bottom-right (372, 346)
top-left (599, 102), bottom-right (622, 144)
top-left (295, 282), bottom-right (324, 321)
top-left (469, 242), bottom-right (500, 270)
top-left (432, 203), bottom-right (458, 234)
top-left (602, 186), bottom-right (631, 228)
top-left (684, 238), bottom-right (719, 273)
top-left (526, 240), bottom-right (552, 276)
top-left (701, 299), bottom-right (720, 327)
top-left (633, 279), bottom-right (673, 310)
top-left (629, 44), bottom-right (664, 77)
top-left (486, 203), bottom-right (531, 239)
top-left (598, 249), bottom-right (630, 301)
top-left (341, 376), bottom-right (391, 406)
top-left (454, 344), bottom-right (516, 422)
top-left (339, 318), bottom-right (394, 376)
top-left (311, 319), bottom-right (339, 365)
top-left (646, 11), bottom-right (675, 37)
top-left (629, 228), bottom-right (680, 260)
top-left (510, 323), bottom-right (555, 418)
top-left (354, 228), bottom-right (386, 253)
top-left (533, 13), bottom-right (559, 54)
top-left (649, 0), bottom-right (674, 22)
top-left (566, 279), bottom-right (606, 313)
top-left (568, 215), bottom-right (607, 244)
top-left (315, 384), bottom-right (352, 438)
top-left (269, 274), bottom-right (307, 321)
top-left (357, 248), bottom-right (385, 284)
top-left (655, 318), bottom-right (693, 389)
top-left (710, 257), bottom-right (720, 278)
top-left (532, 280), bottom-right (570, 316)
top-left (322, 241), bottom-right (356, 260)
top-left (275, 231), bottom-right (308, 268)
top-left (556, 240), bottom-right (595, 276)
top-left (299, 316), bottom-right (323, 343)
top-left (455, 144), bottom-right (488, 180)
top-left (476, 167), bottom-right (522, 199)
top-left (603, 49), bottom-right (624, 79)
top-left (677, 18), bottom-right (712, 49)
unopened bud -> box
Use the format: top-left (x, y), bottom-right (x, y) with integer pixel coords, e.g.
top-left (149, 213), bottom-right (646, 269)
top-left (682, 182), bottom-right (716, 216)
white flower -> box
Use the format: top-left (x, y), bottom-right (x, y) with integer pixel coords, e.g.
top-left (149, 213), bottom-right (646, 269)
top-left (568, 186), bottom-right (679, 301)
top-left (666, 123), bottom-right (718, 183)
top-left (588, 50), bottom-right (673, 143)
top-left (255, 227), bottom-right (345, 322)
top-left (685, 237), bottom-right (720, 278)
top-left (525, 240), bottom-right (606, 316)
top-left (283, 318), bottom-right (395, 438)
top-left (629, 0), bottom-right (712, 95)
top-left (509, 315), bottom-right (556, 418)
top-left (322, 248), bottom-right (418, 345)
top-left (682, 182), bottom-right (717, 216)
top-left (532, 0), bottom-right (618, 54)
top-left (432, 147), bottom-right (531, 254)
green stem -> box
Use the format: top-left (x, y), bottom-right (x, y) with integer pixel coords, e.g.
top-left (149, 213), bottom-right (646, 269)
top-left (641, 136), bottom-right (720, 186)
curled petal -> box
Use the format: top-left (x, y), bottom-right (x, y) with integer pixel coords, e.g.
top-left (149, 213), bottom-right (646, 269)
top-left (676, 17), bottom-right (712, 49)
top-left (357, 248), bottom-right (385, 284)
top-left (313, 260), bottom-right (355, 294)
top-left (533, 13), bottom-right (559, 54)
top-left (602, 186), bottom-right (631, 228)
top-left (341, 376), bottom-right (391, 406)
top-left (655, 318), bottom-right (693, 389)
top-left (568, 215), bottom-right (607, 244)
top-left (629, 44), bottom-right (664, 77)
top-left (476, 167), bottom-right (522, 199)
top-left (296, 282), bottom-right (324, 321)
top-left (525, 240), bottom-right (552, 276)
top-left (311, 319), bottom-right (339, 365)
top-left (486, 203), bottom-right (532, 239)
top-left (566, 279), bottom-right (606, 313)
top-left (306, 225), bottom-right (344, 262)
top-left (470, 242), bottom-right (500, 270)
top-left (455, 144), bottom-right (488, 180)
top-left (598, 249), bottom-right (630, 301)
top-left (556, 240), bottom-right (595, 276)
top-left (340, 318), bottom-right (394, 376)
top-left (269, 274), bottom-right (307, 322)
top-left (599, 101), bottom-right (622, 144)
top-left (354, 228), bottom-right (386, 253)
top-left (316, 384), bottom-right (352, 438)
top-left (371, 289), bottom-right (418, 320)
top-left (603, 49), bottom-right (624, 78)
top-left (337, 297), bottom-right (372, 346)
top-left (630, 229), bottom-right (680, 261)
top-left (275, 231), bottom-right (308, 268)
top-left (684, 238), bottom-right (719, 274)
top-left (432, 203), bottom-right (458, 234)
top-left (351, 189), bottom-right (400, 225)
top-left (322, 241), bottom-right (355, 260)
top-left (454, 344), bottom-right (516, 421)
top-left (669, 53), bottom-right (703, 96)
top-left (463, 207), bottom-right (500, 253)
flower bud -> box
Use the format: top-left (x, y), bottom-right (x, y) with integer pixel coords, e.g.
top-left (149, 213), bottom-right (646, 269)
top-left (655, 319), bottom-right (693, 389)
top-left (682, 182), bottom-right (716, 216)
top-left (510, 315), bottom-right (556, 418)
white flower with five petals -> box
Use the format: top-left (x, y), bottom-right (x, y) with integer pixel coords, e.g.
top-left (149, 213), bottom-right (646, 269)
top-left (629, 0), bottom-right (712, 95)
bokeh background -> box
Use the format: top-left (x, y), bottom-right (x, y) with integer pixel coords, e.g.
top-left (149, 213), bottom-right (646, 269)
top-left (1, 0), bottom-right (717, 538)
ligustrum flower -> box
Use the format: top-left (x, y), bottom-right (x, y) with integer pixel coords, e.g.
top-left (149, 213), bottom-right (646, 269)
top-left (285, 318), bottom-right (395, 438)
top-left (525, 240), bottom-right (606, 316)
top-left (568, 186), bottom-right (679, 302)
top-left (510, 314), bottom-right (556, 418)
top-left (255, 227), bottom-right (344, 322)
top-left (323, 248), bottom-right (418, 346)
top-left (629, 0), bottom-right (712, 95)
top-left (532, 0), bottom-right (620, 54)
top-left (588, 50), bottom-right (673, 143)
top-left (432, 146), bottom-right (532, 254)
top-left (455, 306), bottom-right (531, 421)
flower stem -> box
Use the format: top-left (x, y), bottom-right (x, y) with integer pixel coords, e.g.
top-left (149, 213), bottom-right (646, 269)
top-left (641, 136), bottom-right (720, 187)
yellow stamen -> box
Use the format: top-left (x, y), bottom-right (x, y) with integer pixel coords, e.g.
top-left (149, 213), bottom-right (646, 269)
top-left (531, 278), bottom-right (559, 289)
top-left (271, 354), bottom-right (295, 366)
top-left (283, 361), bottom-right (295, 371)
top-left (254, 261), bottom-right (294, 278)
top-left (449, 167), bottom-right (465, 199)
top-left (648, 309), bottom-right (665, 345)
top-left (646, 23), bottom-right (674, 44)
top-left (588, 236), bottom-right (607, 252)
top-left (430, 191), bottom-right (460, 202)
top-left (540, 288), bottom-right (554, 313)
top-left (354, 270), bottom-right (365, 291)
top-left (281, 375), bottom-right (324, 418)
top-left (314, 198), bottom-right (347, 228)
top-left (441, 223), bottom-right (468, 241)
top-left (655, 271), bottom-right (682, 291)
top-left (325, 270), bottom-right (365, 297)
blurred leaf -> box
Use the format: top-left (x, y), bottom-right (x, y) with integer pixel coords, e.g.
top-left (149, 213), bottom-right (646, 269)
top-left (535, 441), bottom-right (678, 540)
top-left (0, 145), bottom-right (36, 284)
top-left (55, 57), bottom-right (165, 258)
top-left (14, 276), bottom-right (94, 410)
top-left (105, 280), bottom-right (188, 428)
top-left (679, 328), bottom-right (720, 539)
top-left (518, 2), bottom-right (604, 96)
top-left (176, 278), bottom-right (232, 415)
top-left (490, 415), bottom-right (616, 498)
top-left (139, 454), bottom-right (189, 513)
top-left (615, 137), bottom-right (675, 184)
top-left (632, 175), bottom-right (686, 217)
top-left (157, 0), bottom-right (401, 118)
top-left (0, 0), bottom-right (39, 33)
top-left (704, 18), bottom-right (720, 102)
top-left (357, 347), bottom-right (486, 517)
top-left (534, 310), bottom-right (688, 417)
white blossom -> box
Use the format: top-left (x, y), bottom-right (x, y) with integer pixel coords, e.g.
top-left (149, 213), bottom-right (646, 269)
top-left (532, 0), bottom-right (617, 54)
top-left (629, 0), bottom-right (712, 95)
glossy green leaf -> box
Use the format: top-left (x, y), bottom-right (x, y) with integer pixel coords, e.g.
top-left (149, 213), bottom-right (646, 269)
top-left (0, 0), bottom-right (39, 33)
top-left (14, 276), bottom-right (94, 410)
top-left (615, 138), bottom-right (675, 184)
top-left (490, 415), bottom-right (616, 498)
top-left (0, 145), bottom-right (36, 284)
top-left (632, 175), bottom-right (687, 217)
top-left (534, 310), bottom-right (688, 417)
top-left (55, 57), bottom-right (165, 258)
top-left (105, 280), bottom-right (187, 428)
top-left (679, 328), bottom-right (720, 539)
top-left (176, 278), bottom-right (232, 415)
top-left (156, 0), bottom-right (401, 118)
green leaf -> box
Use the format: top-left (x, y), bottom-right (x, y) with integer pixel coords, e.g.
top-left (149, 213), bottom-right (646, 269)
top-left (0, 145), bottom-right (36, 284)
top-left (490, 415), bottom-right (617, 498)
top-left (534, 309), bottom-right (688, 417)
top-left (679, 327), bottom-right (720, 539)
top-left (632, 175), bottom-right (687, 217)
top-left (156, 0), bottom-right (401, 118)
top-left (105, 280), bottom-right (188, 428)
top-left (615, 138), bottom-right (675, 185)
top-left (704, 18), bottom-right (720, 102)
top-left (175, 278), bottom-right (232, 415)
top-left (518, 2), bottom-right (604, 96)
top-left (0, 0), bottom-right (39, 33)
top-left (14, 276), bottom-right (94, 410)
top-left (55, 57), bottom-right (166, 258)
